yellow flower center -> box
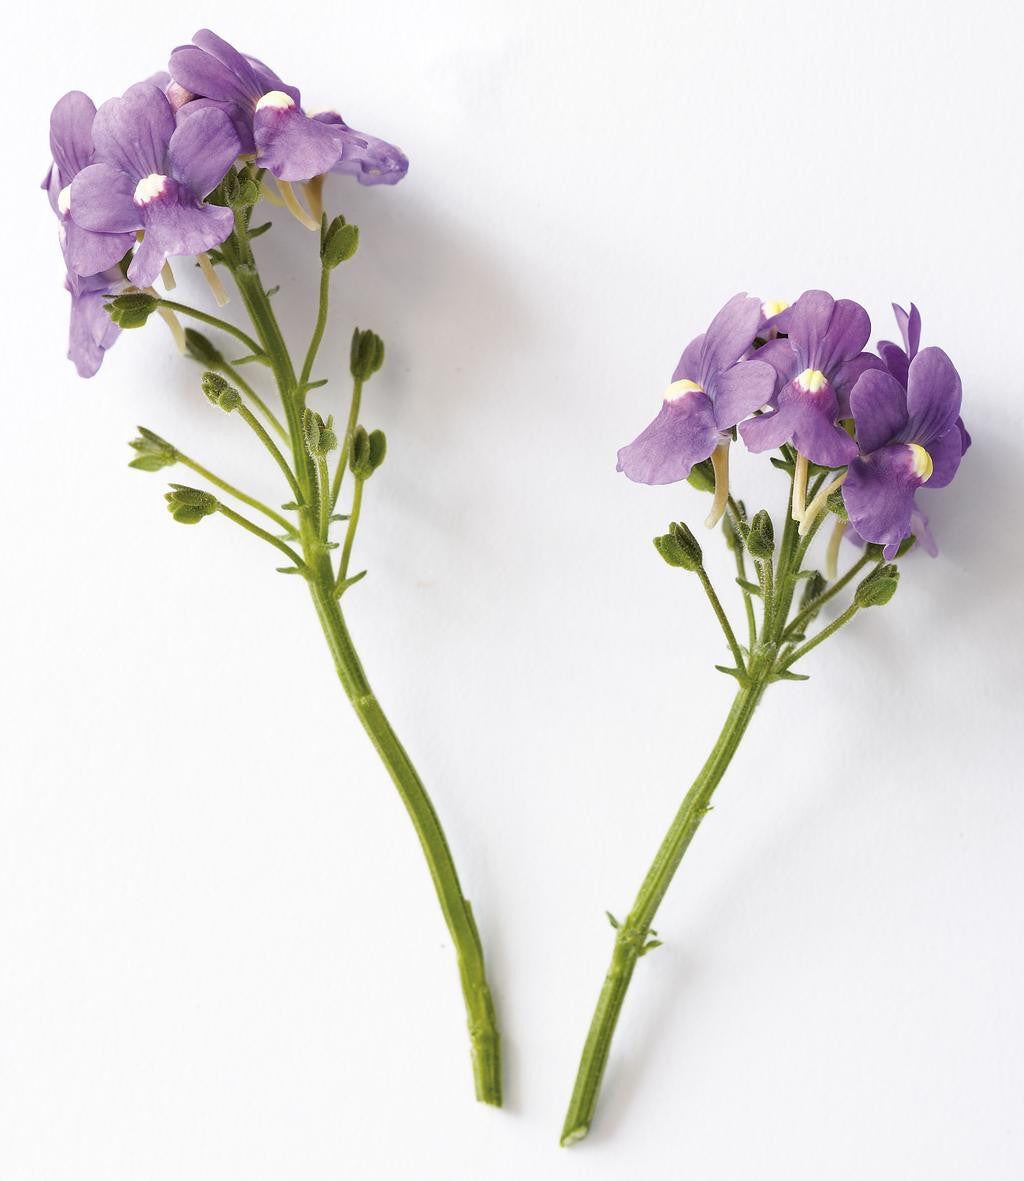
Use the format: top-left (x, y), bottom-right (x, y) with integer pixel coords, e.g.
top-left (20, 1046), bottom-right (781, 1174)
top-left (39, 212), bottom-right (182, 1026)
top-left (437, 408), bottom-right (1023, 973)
top-left (907, 443), bottom-right (933, 482)
top-left (256, 90), bottom-right (296, 113)
top-left (665, 379), bottom-right (703, 403)
top-left (796, 368), bottom-right (828, 394)
top-left (762, 299), bottom-right (789, 318)
top-left (134, 173), bottom-right (169, 206)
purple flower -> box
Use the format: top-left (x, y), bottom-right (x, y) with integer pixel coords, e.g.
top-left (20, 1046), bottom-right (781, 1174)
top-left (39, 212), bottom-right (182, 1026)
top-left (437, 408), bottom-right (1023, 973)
top-left (312, 111), bottom-right (408, 185)
top-left (44, 91), bottom-right (135, 278)
top-left (168, 30), bottom-right (351, 182)
top-left (66, 268), bottom-right (122, 378)
top-left (739, 290), bottom-right (883, 467)
top-left (69, 82), bottom-right (239, 290)
top-left (843, 347), bottom-right (965, 558)
top-left (616, 293), bottom-right (776, 484)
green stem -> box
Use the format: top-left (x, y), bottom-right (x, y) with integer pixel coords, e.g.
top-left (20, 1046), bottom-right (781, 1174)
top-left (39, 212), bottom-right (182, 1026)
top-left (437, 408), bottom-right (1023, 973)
top-left (301, 265), bottom-right (331, 390)
top-left (561, 681), bottom-right (765, 1146)
top-left (156, 298), bottom-right (264, 359)
top-left (784, 553), bottom-right (873, 641)
top-left (216, 503), bottom-right (308, 572)
top-left (778, 603), bottom-right (860, 671)
top-left (220, 210), bottom-right (502, 1105)
top-left (309, 571), bottom-right (502, 1104)
top-left (331, 377), bottom-right (364, 513)
top-left (176, 452), bottom-right (298, 537)
top-left (317, 456), bottom-right (331, 542)
top-left (696, 567), bottom-right (746, 674)
top-left (220, 360), bottom-right (288, 443)
top-left (336, 478), bottom-right (364, 587)
top-left (236, 405), bottom-right (304, 505)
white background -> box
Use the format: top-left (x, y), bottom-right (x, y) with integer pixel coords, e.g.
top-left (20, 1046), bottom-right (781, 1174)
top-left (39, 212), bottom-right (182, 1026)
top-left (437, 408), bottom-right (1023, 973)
top-left (2, 1), bottom-right (1023, 1177)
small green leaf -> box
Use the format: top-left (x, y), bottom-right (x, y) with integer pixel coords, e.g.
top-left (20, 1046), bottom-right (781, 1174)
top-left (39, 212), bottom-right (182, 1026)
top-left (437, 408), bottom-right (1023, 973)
top-left (605, 911), bottom-right (620, 929)
top-left (735, 577), bottom-right (762, 596)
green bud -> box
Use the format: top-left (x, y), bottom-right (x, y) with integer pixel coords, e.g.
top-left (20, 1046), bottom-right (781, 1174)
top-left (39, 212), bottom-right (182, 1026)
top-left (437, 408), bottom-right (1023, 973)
top-left (200, 371), bottom-right (241, 412)
top-left (129, 426), bottom-right (177, 472)
top-left (686, 458), bottom-right (715, 494)
top-left (350, 327), bottom-right (385, 382)
top-left (105, 292), bottom-right (158, 328)
top-left (184, 329), bottom-right (224, 367)
top-left (746, 509), bottom-right (775, 559)
top-left (303, 409), bottom-right (338, 458)
top-left (321, 216), bottom-right (360, 268)
top-left (165, 484), bottom-right (218, 524)
top-left (349, 426), bottom-right (387, 479)
top-left (854, 563), bottom-right (900, 608)
top-left (653, 521), bottom-right (702, 571)
top-left (864, 542), bottom-right (885, 561)
top-left (214, 165), bottom-right (260, 210)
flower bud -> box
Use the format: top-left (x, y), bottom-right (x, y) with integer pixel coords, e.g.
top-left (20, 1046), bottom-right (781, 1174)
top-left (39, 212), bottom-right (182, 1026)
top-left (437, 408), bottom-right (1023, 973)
top-left (214, 165), bottom-right (260, 210)
top-left (722, 499), bottom-right (746, 552)
top-left (746, 510), bottom-right (775, 559)
top-left (184, 329), bottom-right (224, 367)
top-left (129, 426), bottom-right (177, 472)
top-left (653, 521), bottom-right (702, 571)
top-left (200, 371), bottom-right (241, 412)
top-left (854, 563), bottom-right (900, 608)
top-left (321, 216), bottom-right (360, 269)
top-left (105, 292), bottom-right (158, 328)
top-left (303, 409), bottom-right (338, 458)
top-left (350, 327), bottom-right (385, 382)
top-left (349, 426), bottom-right (387, 479)
top-left (165, 484), bottom-right (218, 524)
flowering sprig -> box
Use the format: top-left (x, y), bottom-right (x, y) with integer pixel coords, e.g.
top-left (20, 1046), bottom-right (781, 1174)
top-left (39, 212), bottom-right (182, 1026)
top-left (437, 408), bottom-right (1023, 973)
top-left (561, 291), bottom-right (969, 1145)
top-left (48, 33), bottom-right (501, 1108)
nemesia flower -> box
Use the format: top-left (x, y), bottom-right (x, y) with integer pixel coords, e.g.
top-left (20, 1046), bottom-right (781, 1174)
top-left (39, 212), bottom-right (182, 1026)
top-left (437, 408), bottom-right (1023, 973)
top-left (44, 91), bottom-right (135, 278)
top-left (69, 82), bottom-right (239, 289)
top-left (617, 293), bottom-right (776, 484)
top-left (843, 347), bottom-right (965, 558)
top-left (169, 30), bottom-right (351, 181)
top-left (312, 111), bottom-right (409, 185)
top-left (66, 268), bottom-right (122, 377)
top-left (739, 289), bottom-right (883, 468)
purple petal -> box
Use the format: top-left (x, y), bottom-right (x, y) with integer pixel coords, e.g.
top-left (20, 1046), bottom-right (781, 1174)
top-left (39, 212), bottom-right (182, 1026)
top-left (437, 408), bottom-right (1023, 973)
top-left (128, 182), bottom-right (233, 288)
top-left (922, 425), bottom-right (964, 489)
top-left (877, 339), bottom-right (909, 388)
top-left (67, 270), bottom-right (121, 378)
top-left (616, 392), bottom-right (721, 484)
top-left (170, 29), bottom-right (262, 106)
top-left (739, 401), bottom-right (802, 453)
top-left (50, 91), bottom-right (96, 184)
top-left (69, 163), bottom-right (142, 232)
top-left (843, 445), bottom-right (922, 550)
top-left (910, 498), bottom-right (938, 557)
top-left (788, 401), bottom-right (859, 467)
top-left (63, 218), bottom-right (134, 278)
top-left (817, 299), bottom-right (871, 373)
top-left (92, 83), bottom-right (174, 180)
top-left (168, 106), bottom-right (240, 198)
top-left (749, 336), bottom-right (798, 401)
top-left (787, 290), bottom-right (835, 367)
top-left (832, 351), bottom-right (884, 416)
top-left (956, 416), bottom-right (972, 455)
top-left (712, 360), bottom-right (776, 430)
top-left (333, 126), bottom-right (409, 185)
top-left (254, 103), bottom-right (344, 181)
top-left (246, 54), bottom-right (301, 106)
top-left (177, 97), bottom-right (256, 155)
top-left (849, 368), bottom-right (908, 454)
top-left (902, 346), bottom-right (962, 445)
top-left (670, 333), bottom-right (705, 384)
top-left (697, 293), bottom-right (763, 385)
top-left (893, 302), bottom-right (921, 359)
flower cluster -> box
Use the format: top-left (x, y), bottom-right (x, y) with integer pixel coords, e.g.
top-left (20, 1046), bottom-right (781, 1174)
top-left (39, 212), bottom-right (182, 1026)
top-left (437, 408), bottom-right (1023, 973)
top-left (45, 28), bottom-right (408, 377)
top-left (617, 290), bottom-right (970, 558)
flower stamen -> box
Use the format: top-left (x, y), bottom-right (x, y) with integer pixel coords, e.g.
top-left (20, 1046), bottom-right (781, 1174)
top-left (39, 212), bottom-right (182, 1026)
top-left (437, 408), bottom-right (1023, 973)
top-left (799, 470), bottom-right (847, 537)
top-left (303, 175), bottom-right (325, 223)
top-left (160, 259), bottom-right (176, 291)
top-left (824, 516), bottom-right (845, 581)
top-left (275, 178), bottom-right (320, 231)
top-left (705, 441), bottom-right (730, 529)
top-left (792, 452), bottom-right (809, 521)
top-left (197, 252), bottom-right (230, 307)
